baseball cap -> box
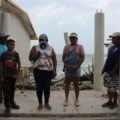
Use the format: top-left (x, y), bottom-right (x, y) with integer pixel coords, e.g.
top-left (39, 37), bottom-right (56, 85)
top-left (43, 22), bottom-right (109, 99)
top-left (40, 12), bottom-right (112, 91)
top-left (109, 32), bottom-right (120, 38)
top-left (69, 33), bottom-right (78, 38)
top-left (0, 32), bottom-right (9, 38)
top-left (39, 34), bottom-right (48, 41)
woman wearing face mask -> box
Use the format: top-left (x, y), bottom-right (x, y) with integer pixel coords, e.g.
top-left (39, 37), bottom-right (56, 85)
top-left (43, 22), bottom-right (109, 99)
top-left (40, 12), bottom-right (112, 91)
top-left (29, 34), bottom-right (57, 110)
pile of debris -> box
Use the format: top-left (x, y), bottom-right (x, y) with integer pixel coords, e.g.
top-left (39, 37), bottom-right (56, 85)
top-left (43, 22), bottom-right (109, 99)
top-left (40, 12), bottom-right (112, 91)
top-left (80, 65), bottom-right (94, 84)
top-left (16, 64), bottom-right (94, 91)
top-left (16, 62), bottom-right (94, 91)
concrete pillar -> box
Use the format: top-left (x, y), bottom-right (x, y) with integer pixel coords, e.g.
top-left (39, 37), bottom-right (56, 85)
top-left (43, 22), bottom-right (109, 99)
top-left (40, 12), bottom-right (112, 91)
top-left (94, 12), bottom-right (104, 90)
top-left (64, 32), bottom-right (70, 45)
top-left (0, 11), bottom-right (1, 31)
top-left (0, 8), bottom-right (2, 32)
top-left (1, 10), bottom-right (10, 34)
top-left (0, 0), bottom-right (1, 6)
top-left (118, 54), bottom-right (120, 116)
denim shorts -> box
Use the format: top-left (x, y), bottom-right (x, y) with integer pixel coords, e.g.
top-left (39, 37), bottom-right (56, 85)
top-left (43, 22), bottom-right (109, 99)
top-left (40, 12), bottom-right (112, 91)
top-left (65, 67), bottom-right (81, 77)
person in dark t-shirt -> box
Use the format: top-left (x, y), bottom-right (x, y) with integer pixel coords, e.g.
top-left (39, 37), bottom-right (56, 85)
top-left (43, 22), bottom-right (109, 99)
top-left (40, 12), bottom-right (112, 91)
top-left (101, 32), bottom-right (120, 109)
top-left (0, 32), bottom-right (9, 104)
top-left (0, 39), bottom-right (21, 116)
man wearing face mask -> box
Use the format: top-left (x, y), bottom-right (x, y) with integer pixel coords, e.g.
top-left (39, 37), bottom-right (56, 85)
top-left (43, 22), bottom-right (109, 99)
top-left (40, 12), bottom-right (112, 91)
top-left (29, 34), bottom-right (57, 110)
top-left (0, 32), bottom-right (9, 104)
top-left (62, 33), bottom-right (85, 106)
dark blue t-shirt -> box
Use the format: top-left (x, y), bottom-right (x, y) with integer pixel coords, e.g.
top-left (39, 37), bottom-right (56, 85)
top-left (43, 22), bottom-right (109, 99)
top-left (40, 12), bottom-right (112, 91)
top-left (104, 45), bottom-right (120, 74)
top-left (1, 51), bottom-right (20, 77)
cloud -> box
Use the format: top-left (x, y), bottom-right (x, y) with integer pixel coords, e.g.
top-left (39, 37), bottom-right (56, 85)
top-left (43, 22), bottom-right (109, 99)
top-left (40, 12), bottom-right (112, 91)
top-left (12, 0), bottom-right (120, 54)
top-left (28, 1), bottom-right (94, 29)
top-left (13, 0), bottom-right (111, 28)
top-left (92, 0), bottom-right (111, 10)
top-left (57, 21), bottom-right (65, 27)
top-left (29, 3), bottom-right (66, 19)
top-left (73, 14), bottom-right (89, 25)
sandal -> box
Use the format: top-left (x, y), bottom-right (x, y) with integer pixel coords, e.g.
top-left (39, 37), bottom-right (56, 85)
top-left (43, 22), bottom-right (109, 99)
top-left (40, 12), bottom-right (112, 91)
top-left (44, 104), bottom-right (52, 110)
top-left (64, 100), bottom-right (68, 106)
top-left (75, 100), bottom-right (80, 107)
top-left (102, 101), bottom-right (112, 107)
top-left (109, 103), bottom-right (118, 109)
top-left (37, 104), bottom-right (43, 110)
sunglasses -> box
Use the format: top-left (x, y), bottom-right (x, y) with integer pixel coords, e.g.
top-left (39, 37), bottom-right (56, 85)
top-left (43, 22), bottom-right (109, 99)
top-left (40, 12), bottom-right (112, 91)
top-left (70, 37), bottom-right (76, 39)
top-left (39, 39), bottom-right (45, 41)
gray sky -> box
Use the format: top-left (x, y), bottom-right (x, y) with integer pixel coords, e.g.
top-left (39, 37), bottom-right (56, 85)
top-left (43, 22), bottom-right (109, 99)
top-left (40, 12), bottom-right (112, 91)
top-left (12, 0), bottom-right (120, 54)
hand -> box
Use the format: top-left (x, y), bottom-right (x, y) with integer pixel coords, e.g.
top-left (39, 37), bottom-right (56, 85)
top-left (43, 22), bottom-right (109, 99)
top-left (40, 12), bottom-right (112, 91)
top-left (72, 66), bottom-right (78, 70)
top-left (101, 72), bottom-right (103, 75)
top-left (101, 72), bottom-right (104, 77)
top-left (66, 65), bottom-right (78, 71)
top-left (101, 70), bottom-right (104, 75)
top-left (30, 51), bottom-right (41, 61)
top-left (34, 51), bottom-right (41, 60)
top-left (37, 51), bottom-right (41, 56)
top-left (53, 70), bottom-right (57, 78)
top-left (109, 71), bottom-right (115, 78)
top-left (12, 74), bottom-right (18, 79)
top-left (0, 76), bottom-right (4, 82)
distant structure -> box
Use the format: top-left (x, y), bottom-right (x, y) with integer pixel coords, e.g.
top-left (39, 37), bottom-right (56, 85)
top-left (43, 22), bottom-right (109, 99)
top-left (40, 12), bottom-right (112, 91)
top-left (94, 10), bottom-right (104, 90)
top-left (0, 0), bottom-right (37, 79)
top-left (104, 42), bottom-right (113, 48)
top-left (64, 32), bottom-right (70, 45)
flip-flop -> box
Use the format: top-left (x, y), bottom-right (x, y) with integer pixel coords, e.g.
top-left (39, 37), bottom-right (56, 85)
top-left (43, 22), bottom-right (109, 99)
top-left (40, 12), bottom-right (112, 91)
top-left (64, 101), bottom-right (68, 106)
top-left (75, 101), bottom-right (80, 107)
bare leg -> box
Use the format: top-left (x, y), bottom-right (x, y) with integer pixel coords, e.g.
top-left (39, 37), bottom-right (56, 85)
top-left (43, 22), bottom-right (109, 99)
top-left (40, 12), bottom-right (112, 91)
top-left (113, 91), bottom-right (118, 105)
top-left (102, 90), bottom-right (112, 107)
top-left (73, 77), bottom-right (80, 106)
top-left (108, 90), bottom-right (112, 103)
top-left (109, 91), bottom-right (118, 109)
top-left (64, 76), bottom-right (72, 106)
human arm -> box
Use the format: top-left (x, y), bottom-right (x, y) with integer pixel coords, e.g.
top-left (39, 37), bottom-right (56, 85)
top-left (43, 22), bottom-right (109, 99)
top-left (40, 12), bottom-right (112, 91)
top-left (0, 63), bottom-right (4, 82)
top-left (0, 54), bottom-right (4, 82)
top-left (13, 53), bottom-right (21, 79)
top-left (101, 63), bottom-right (105, 75)
top-left (29, 46), bottom-right (40, 61)
top-left (73, 54), bottom-right (85, 70)
top-left (52, 48), bottom-right (57, 78)
top-left (62, 46), bottom-right (71, 69)
top-left (101, 50), bottom-right (110, 75)
top-left (70, 45), bottom-right (85, 70)
top-left (109, 62), bottom-right (119, 77)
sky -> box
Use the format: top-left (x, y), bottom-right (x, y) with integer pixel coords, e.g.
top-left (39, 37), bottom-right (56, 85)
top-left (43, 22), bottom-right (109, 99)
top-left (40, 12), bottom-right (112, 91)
top-left (12, 0), bottom-right (120, 54)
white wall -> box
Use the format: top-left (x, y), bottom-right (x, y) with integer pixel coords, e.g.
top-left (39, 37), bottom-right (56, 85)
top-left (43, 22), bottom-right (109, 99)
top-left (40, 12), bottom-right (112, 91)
top-left (0, 9), bottom-right (31, 67)
top-left (9, 12), bottom-right (31, 67)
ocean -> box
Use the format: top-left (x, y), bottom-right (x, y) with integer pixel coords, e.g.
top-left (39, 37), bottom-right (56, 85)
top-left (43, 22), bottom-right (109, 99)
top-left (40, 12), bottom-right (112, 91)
top-left (56, 54), bottom-right (94, 75)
